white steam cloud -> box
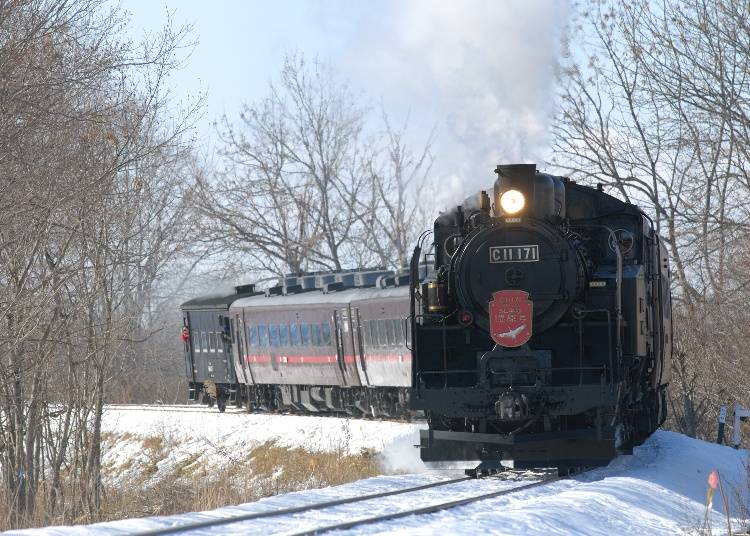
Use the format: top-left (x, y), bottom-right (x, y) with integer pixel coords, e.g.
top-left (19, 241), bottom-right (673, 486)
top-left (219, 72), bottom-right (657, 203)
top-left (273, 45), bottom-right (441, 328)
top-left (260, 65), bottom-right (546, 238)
top-left (337, 0), bottom-right (571, 206)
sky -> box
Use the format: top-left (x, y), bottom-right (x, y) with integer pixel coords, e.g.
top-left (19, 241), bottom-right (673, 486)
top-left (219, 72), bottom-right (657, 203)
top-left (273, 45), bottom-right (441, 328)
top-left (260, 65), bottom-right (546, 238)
top-left (124, 0), bottom-right (571, 206)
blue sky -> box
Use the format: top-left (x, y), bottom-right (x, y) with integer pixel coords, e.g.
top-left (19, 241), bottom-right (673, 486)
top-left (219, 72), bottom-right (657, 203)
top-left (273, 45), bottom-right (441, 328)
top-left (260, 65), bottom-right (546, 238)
top-left (124, 0), bottom-right (570, 204)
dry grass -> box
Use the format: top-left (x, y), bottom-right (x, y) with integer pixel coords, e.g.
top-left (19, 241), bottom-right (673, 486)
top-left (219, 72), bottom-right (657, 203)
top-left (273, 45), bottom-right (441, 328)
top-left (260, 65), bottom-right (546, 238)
top-left (98, 441), bottom-right (380, 521)
top-left (1, 433), bottom-right (382, 531)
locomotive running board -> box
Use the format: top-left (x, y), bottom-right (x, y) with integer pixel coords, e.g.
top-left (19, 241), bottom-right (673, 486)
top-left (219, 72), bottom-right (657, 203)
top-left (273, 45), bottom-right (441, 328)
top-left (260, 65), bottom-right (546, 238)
top-left (419, 427), bottom-right (616, 470)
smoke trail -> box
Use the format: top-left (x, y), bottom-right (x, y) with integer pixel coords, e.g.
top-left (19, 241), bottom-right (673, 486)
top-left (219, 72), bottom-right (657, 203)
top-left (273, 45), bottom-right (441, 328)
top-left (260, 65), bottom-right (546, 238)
top-left (339, 0), bottom-right (571, 205)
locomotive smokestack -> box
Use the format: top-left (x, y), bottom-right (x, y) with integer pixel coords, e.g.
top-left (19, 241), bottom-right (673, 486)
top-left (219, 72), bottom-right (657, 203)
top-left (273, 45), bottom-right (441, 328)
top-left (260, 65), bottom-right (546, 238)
top-left (494, 163), bottom-right (561, 219)
top-left (494, 164), bottom-right (536, 216)
top-left (495, 163), bottom-right (536, 183)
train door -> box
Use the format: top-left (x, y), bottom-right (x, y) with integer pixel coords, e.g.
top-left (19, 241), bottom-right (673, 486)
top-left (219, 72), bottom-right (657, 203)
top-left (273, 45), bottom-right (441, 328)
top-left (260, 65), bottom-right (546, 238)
top-left (655, 236), bottom-right (672, 384)
top-left (333, 307), bottom-right (362, 386)
top-left (232, 312), bottom-right (254, 385)
top-left (182, 311), bottom-right (199, 400)
top-left (218, 314), bottom-right (233, 384)
top-left (352, 307), bottom-right (370, 386)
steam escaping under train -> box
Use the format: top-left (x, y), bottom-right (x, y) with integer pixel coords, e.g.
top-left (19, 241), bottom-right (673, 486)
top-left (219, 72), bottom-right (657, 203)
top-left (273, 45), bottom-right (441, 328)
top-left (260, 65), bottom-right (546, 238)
top-left (180, 163), bottom-right (672, 472)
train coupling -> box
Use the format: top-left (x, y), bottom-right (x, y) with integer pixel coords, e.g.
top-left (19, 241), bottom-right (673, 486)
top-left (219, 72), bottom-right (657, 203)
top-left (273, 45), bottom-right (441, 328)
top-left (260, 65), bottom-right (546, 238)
top-left (495, 390), bottom-right (530, 421)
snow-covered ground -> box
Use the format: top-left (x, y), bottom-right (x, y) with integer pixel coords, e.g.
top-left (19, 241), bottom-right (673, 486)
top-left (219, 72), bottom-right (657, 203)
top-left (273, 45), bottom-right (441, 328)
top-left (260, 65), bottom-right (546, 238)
top-left (10, 407), bottom-right (749, 535)
top-left (98, 405), bottom-right (426, 476)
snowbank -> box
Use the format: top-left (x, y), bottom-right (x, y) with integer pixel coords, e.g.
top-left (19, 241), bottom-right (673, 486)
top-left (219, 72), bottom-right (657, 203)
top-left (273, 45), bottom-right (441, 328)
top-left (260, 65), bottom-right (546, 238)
top-left (99, 406), bottom-right (427, 478)
top-left (9, 414), bottom-right (749, 535)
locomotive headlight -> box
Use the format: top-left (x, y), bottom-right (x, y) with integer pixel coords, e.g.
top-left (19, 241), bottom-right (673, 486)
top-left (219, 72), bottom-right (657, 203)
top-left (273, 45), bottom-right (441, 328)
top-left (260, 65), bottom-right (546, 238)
top-left (499, 189), bottom-right (525, 214)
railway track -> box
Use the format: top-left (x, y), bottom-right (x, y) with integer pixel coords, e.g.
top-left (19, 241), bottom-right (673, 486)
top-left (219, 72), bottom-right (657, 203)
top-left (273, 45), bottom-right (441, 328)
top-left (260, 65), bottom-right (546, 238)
top-left (104, 404), bottom-right (418, 423)
top-left (132, 470), bottom-right (568, 536)
top-left (104, 404), bottom-right (245, 414)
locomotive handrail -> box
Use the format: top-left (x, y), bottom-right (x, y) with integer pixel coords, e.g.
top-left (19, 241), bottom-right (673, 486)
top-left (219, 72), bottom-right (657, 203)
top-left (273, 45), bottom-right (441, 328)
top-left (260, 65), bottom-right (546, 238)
top-left (410, 230), bottom-right (434, 398)
top-left (570, 224), bottom-right (624, 365)
top-left (417, 365), bottom-right (608, 376)
top-left (573, 308), bottom-right (614, 388)
top-left (413, 312), bottom-right (452, 389)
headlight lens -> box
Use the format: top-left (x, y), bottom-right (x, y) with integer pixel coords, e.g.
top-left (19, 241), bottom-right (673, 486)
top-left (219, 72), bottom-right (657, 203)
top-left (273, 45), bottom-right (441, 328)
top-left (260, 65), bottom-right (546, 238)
top-left (499, 189), bottom-right (525, 214)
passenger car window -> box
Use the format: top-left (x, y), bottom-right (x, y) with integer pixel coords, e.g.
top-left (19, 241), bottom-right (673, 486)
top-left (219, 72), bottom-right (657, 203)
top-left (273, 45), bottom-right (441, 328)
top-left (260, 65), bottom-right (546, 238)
top-left (208, 332), bottom-right (216, 352)
top-left (360, 321), bottom-right (369, 346)
top-left (201, 332), bottom-right (207, 352)
top-left (258, 325), bottom-right (269, 347)
top-left (368, 321), bottom-right (377, 347)
top-left (393, 319), bottom-right (403, 345)
top-left (301, 324), bottom-right (311, 346)
top-left (291, 323), bottom-right (301, 346)
top-left (193, 333), bottom-right (201, 352)
top-left (248, 325), bottom-right (258, 347)
top-left (322, 323), bottom-right (332, 345)
top-left (312, 324), bottom-right (322, 346)
top-left (385, 319), bottom-right (395, 346)
top-left (378, 320), bottom-right (388, 346)
top-left (280, 324), bottom-right (290, 346)
top-left (269, 324), bottom-right (280, 347)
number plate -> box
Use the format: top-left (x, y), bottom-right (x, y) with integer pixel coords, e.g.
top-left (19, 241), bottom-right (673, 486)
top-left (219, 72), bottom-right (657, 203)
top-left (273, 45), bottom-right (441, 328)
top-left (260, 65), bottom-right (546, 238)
top-left (489, 245), bottom-right (539, 263)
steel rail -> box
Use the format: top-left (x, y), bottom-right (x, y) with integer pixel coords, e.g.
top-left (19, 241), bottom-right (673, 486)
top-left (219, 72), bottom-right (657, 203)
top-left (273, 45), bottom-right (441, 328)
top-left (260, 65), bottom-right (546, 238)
top-left (130, 475), bottom-right (474, 536)
top-left (289, 475), bottom-right (563, 536)
top-left (104, 404), bottom-right (243, 413)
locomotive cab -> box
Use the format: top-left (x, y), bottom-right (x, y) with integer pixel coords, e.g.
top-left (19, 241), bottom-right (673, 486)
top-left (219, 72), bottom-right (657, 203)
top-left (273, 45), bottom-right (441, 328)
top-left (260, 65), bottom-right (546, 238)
top-left (411, 164), bottom-right (671, 472)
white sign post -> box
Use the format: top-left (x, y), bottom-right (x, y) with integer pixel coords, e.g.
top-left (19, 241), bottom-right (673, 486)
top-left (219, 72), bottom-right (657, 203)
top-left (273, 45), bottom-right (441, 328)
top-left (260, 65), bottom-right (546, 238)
top-left (733, 405), bottom-right (750, 449)
top-left (717, 405), bottom-right (727, 444)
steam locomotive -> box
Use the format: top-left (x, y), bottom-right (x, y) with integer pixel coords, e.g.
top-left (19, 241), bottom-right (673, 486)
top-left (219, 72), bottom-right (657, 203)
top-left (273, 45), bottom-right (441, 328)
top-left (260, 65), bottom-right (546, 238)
top-left (410, 164), bottom-right (671, 471)
top-left (180, 163), bottom-right (671, 472)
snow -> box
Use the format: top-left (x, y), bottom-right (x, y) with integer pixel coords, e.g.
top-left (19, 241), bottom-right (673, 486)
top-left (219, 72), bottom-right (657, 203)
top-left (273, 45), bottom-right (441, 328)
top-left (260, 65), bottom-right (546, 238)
top-left (98, 405), bottom-right (426, 477)
top-left (9, 409), bottom-right (749, 535)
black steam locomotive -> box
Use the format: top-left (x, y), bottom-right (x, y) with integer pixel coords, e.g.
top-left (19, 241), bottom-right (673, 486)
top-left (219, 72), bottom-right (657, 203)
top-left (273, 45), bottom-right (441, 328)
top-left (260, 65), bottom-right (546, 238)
top-left (410, 164), bottom-right (671, 472)
top-left (180, 162), bottom-right (671, 473)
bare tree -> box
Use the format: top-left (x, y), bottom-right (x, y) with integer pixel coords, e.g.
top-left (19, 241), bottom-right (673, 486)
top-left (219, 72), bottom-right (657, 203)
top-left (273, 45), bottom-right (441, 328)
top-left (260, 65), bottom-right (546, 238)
top-left (194, 55), bottom-right (371, 276)
top-left (196, 56), bottom-right (437, 281)
top-left (552, 0), bottom-right (750, 440)
top-left (359, 113), bottom-right (435, 269)
top-left (0, 0), bottom-right (198, 527)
